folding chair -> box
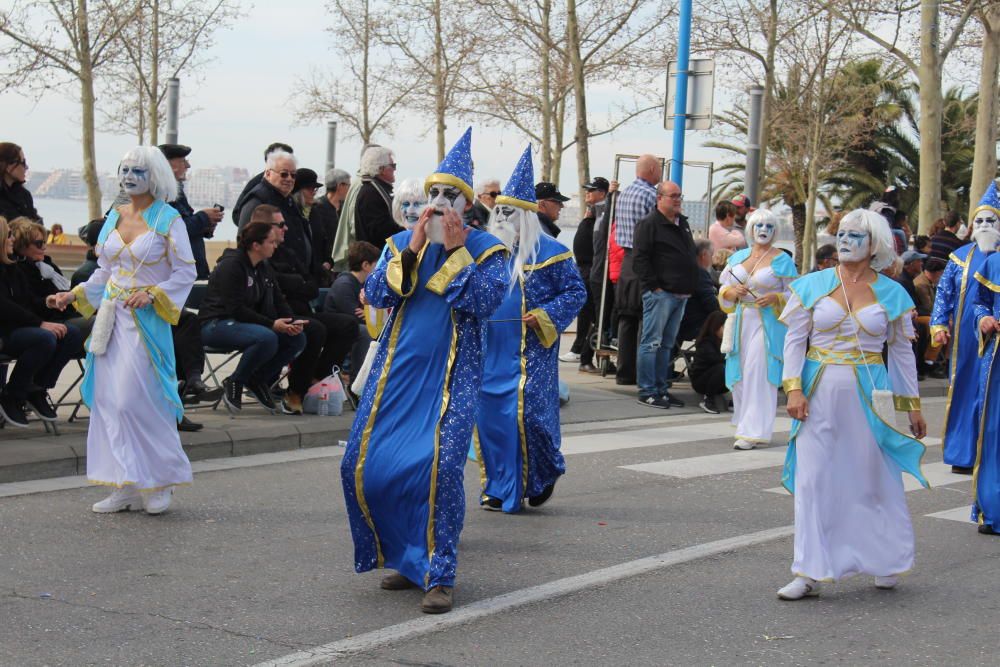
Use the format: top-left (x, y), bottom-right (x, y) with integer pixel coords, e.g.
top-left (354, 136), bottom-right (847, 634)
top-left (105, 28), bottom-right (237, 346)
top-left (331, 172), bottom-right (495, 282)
top-left (53, 352), bottom-right (88, 422)
top-left (0, 353), bottom-right (60, 435)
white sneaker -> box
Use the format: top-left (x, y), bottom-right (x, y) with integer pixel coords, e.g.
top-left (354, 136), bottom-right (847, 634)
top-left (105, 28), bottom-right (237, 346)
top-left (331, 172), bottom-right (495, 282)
top-left (733, 439), bottom-right (755, 450)
top-left (558, 351), bottom-right (580, 363)
top-left (92, 487), bottom-right (143, 513)
top-left (874, 575), bottom-right (898, 589)
top-left (143, 487), bottom-right (174, 515)
top-left (777, 576), bottom-right (821, 600)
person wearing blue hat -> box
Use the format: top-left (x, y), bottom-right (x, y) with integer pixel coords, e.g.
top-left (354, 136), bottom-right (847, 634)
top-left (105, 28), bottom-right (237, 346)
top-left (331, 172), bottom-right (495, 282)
top-left (474, 146), bottom-right (587, 516)
top-left (340, 128), bottom-right (509, 614)
top-left (931, 182), bottom-right (1000, 474)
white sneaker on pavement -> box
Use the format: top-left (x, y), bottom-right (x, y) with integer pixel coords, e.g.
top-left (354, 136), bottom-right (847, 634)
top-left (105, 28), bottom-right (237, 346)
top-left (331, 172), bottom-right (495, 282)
top-left (143, 487), bottom-right (174, 515)
top-left (558, 351), bottom-right (580, 363)
top-left (733, 439), bottom-right (755, 450)
top-left (874, 575), bottom-right (898, 589)
top-left (92, 487), bottom-right (144, 513)
top-left (777, 576), bottom-right (821, 600)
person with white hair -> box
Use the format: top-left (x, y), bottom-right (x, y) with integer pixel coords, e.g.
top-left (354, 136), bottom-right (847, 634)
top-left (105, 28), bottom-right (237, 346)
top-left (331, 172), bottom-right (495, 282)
top-left (468, 178), bottom-right (500, 229)
top-left (775, 208), bottom-right (928, 600)
top-left (391, 178), bottom-right (427, 229)
top-left (930, 182), bottom-right (1000, 474)
top-left (718, 209), bottom-right (798, 450)
top-left (354, 145), bottom-right (401, 250)
top-left (475, 146), bottom-right (587, 513)
top-left (47, 146), bottom-right (197, 515)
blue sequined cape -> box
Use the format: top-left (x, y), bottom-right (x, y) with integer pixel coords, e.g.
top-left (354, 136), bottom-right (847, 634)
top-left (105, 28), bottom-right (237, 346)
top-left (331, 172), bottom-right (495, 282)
top-left (930, 243), bottom-right (991, 467)
top-left (475, 235), bottom-right (587, 513)
top-left (971, 253), bottom-right (1000, 530)
top-left (340, 228), bottom-right (507, 589)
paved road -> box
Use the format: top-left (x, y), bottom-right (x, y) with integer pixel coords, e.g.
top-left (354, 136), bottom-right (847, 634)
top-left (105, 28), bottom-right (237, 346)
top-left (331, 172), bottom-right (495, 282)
top-left (1, 386), bottom-right (994, 666)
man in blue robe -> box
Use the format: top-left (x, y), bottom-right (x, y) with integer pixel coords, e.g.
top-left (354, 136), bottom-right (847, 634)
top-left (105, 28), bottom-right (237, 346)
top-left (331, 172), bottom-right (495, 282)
top-left (475, 147), bottom-right (587, 513)
top-left (971, 246), bottom-right (1000, 536)
top-left (340, 128), bottom-right (508, 614)
top-left (931, 182), bottom-right (1000, 473)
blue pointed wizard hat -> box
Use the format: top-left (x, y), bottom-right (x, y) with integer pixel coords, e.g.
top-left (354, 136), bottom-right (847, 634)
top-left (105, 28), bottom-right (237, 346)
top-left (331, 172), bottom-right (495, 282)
top-left (425, 127), bottom-right (474, 202)
top-left (496, 145), bottom-right (538, 212)
top-left (974, 180), bottom-right (1000, 218)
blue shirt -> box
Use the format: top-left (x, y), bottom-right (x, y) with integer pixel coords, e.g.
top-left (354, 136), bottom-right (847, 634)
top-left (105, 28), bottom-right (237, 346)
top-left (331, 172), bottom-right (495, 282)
top-left (614, 178), bottom-right (657, 249)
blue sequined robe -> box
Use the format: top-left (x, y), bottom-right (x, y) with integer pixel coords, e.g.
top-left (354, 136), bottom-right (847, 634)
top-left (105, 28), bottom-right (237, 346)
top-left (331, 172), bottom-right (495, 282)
top-left (475, 235), bottom-right (587, 513)
top-left (972, 254), bottom-right (1000, 531)
top-left (931, 244), bottom-right (992, 467)
top-left (340, 229), bottom-right (507, 589)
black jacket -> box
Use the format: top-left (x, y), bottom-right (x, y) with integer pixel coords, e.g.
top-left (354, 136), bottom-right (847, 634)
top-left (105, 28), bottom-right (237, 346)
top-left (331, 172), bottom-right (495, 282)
top-left (590, 196), bottom-right (614, 286)
top-left (678, 267), bottom-right (720, 342)
top-left (538, 211), bottom-right (561, 238)
top-left (170, 187), bottom-right (214, 279)
top-left (632, 210), bottom-right (698, 295)
top-left (355, 178), bottom-right (401, 250)
top-left (325, 271), bottom-right (364, 323)
top-left (231, 171), bottom-right (264, 226)
top-left (0, 262), bottom-right (60, 335)
top-left (574, 215), bottom-right (595, 274)
top-left (310, 196), bottom-right (340, 267)
top-left (270, 243), bottom-right (319, 315)
top-left (237, 179), bottom-right (315, 275)
top-left (13, 257), bottom-right (72, 322)
top-left (0, 180), bottom-right (40, 222)
top-left (690, 335), bottom-right (725, 382)
top-left (466, 200), bottom-right (491, 230)
top-left (198, 248), bottom-right (293, 326)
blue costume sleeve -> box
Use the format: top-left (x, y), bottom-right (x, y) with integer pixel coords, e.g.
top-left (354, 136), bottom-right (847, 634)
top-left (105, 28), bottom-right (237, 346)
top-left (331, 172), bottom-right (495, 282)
top-left (364, 242), bottom-right (405, 310)
top-left (434, 246), bottom-right (508, 318)
top-left (528, 258), bottom-right (588, 348)
top-left (930, 259), bottom-right (962, 329)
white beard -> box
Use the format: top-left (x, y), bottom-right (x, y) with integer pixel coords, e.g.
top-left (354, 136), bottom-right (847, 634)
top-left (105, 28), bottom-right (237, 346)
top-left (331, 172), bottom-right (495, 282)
top-left (426, 216), bottom-right (445, 245)
top-left (974, 227), bottom-right (1000, 253)
top-left (488, 221), bottom-right (518, 252)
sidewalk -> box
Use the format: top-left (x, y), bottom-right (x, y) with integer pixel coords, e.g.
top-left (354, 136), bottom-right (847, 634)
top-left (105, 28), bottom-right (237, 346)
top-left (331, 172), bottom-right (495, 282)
top-left (0, 334), bottom-right (949, 484)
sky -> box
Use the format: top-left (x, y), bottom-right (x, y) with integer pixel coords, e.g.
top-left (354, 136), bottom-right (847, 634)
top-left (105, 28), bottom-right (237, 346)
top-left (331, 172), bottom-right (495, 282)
top-left (4, 1), bottom-right (733, 208)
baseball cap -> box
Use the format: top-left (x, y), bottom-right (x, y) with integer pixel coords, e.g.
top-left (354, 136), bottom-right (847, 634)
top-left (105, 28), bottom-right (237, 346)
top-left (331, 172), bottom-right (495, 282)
top-left (901, 250), bottom-right (927, 264)
top-left (535, 182), bottom-right (570, 202)
top-left (731, 194), bottom-right (752, 208)
top-left (582, 177), bottom-right (609, 192)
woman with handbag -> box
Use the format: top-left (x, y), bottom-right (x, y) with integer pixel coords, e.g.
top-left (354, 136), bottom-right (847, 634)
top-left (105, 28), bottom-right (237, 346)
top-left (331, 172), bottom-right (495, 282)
top-left (718, 209), bottom-right (798, 450)
top-left (775, 208), bottom-right (928, 600)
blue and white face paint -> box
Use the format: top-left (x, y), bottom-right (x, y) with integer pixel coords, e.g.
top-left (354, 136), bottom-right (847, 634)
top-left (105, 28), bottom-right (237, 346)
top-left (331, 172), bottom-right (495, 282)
top-left (836, 216), bottom-right (872, 263)
top-left (426, 183), bottom-right (468, 245)
top-left (119, 160), bottom-right (150, 196)
top-left (752, 219), bottom-right (775, 246)
top-left (400, 198), bottom-right (426, 228)
top-left (972, 208), bottom-right (1000, 253)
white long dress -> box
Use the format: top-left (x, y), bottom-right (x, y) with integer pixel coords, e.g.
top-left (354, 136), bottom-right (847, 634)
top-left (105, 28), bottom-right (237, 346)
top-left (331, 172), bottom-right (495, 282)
top-left (781, 295), bottom-right (920, 581)
top-left (72, 205), bottom-right (196, 491)
top-left (720, 262), bottom-right (794, 444)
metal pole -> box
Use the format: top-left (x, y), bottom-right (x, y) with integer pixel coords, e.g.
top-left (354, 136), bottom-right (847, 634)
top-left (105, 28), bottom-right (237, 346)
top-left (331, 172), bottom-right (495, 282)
top-left (670, 0), bottom-right (693, 187)
top-left (745, 85), bottom-right (764, 206)
top-left (326, 121), bottom-right (338, 173)
top-left (165, 78), bottom-right (180, 144)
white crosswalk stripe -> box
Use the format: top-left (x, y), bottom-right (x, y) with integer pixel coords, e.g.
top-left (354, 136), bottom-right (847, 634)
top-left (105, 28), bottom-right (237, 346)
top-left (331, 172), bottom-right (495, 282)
top-left (926, 506), bottom-right (975, 523)
top-left (563, 418), bottom-right (792, 456)
top-left (621, 450), bottom-right (788, 478)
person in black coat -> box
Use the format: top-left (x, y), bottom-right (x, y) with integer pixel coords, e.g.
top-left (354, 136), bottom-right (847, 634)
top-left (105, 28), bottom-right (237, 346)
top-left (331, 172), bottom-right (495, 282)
top-left (199, 221), bottom-right (307, 413)
top-left (310, 168), bottom-right (351, 272)
top-left (689, 310), bottom-right (728, 414)
top-left (354, 146), bottom-right (401, 250)
top-left (0, 216), bottom-right (83, 427)
top-left (677, 239), bottom-right (721, 345)
top-left (159, 144), bottom-right (224, 280)
top-left (0, 143), bottom-right (40, 223)
top-left (231, 142), bottom-right (294, 226)
top-left (324, 241), bottom-right (381, 380)
top-left (535, 182), bottom-right (567, 238)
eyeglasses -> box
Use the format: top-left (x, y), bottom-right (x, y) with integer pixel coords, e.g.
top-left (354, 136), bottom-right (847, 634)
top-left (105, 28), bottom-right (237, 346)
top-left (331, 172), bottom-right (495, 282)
top-left (272, 170), bottom-right (295, 179)
top-left (659, 193), bottom-right (683, 200)
top-left (13, 160), bottom-right (28, 169)
top-left (30, 239), bottom-right (45, 249)
top-left (386, 163), bottom-right (397, 170)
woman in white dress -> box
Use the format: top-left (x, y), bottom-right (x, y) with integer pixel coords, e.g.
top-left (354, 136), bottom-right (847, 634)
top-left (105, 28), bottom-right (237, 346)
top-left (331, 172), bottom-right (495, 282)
top-left (49, 147), bottom-right (196, 515)
top-left (719, 209), bottom-right (797, 450)
top-left (776, 208), bottom-right (928, 600)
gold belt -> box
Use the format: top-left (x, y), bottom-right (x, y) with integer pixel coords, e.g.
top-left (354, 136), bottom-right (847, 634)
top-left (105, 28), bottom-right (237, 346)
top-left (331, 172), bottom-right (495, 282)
top-left (806, 346), bottom-right (883, 366)
top-left (106, 282), bottom-right (153, 300)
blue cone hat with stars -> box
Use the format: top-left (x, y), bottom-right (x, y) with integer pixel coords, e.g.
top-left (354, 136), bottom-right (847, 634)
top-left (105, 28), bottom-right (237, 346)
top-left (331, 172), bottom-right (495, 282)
top-left (975, 180), bottom-right (1000, 218)
top-left (425, 126), bottom-right (474, 203)
top-left (496, 146), bottom-right (538, 213)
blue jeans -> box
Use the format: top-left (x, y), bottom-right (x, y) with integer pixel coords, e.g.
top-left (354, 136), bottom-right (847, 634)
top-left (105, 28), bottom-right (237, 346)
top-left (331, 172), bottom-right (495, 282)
top-left (637, 290), bottom-right (688, 399)
top-left (200, 319), bottom-right (306, 385)
top-left (2, 325), bottom-right (84, 398)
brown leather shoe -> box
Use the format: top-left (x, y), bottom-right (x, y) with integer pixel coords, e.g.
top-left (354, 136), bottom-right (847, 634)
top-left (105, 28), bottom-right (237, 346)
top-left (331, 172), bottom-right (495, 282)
top-left (380, 572), bottom-right (417, 590)
top-left (420, 586), bottom-right (453, 613)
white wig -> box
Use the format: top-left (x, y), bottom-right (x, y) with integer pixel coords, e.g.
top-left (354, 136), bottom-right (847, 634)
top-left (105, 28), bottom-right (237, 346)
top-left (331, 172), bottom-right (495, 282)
top-left (840, 208), bottom-right (897, 272)
top-left (266, 150), bottom-right (297, 170)
top-left (744, 208), bottom-right (779, 246)
top-left (360, 146), bottom-right (394, 177)
top-left (391, 178), bottom-right (426, 226)
top-left (475, 178), bottom-right (500, 196)
top-left (487, 205), bottom-right (541, 292)
top-left (119, 146), bottom-right (177, 203)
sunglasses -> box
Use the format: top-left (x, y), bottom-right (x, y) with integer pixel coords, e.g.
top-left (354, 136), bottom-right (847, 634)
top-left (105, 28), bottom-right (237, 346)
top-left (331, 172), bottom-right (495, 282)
top-left (30, 239), bottom-right (46, 249)
top-left (273, 170), bottom-right (295, 179)
top-left (485, 191), bottom-right (502, 198)
top-left (271, 222), bottom-right (287, 229)
top-left (387, 163), bottom-right (397, 170)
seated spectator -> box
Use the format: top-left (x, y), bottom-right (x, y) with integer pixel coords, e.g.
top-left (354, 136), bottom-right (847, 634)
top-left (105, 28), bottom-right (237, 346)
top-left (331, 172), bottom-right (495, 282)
top-left (355, 145), bottom-right (401, 250)
top-left (914, 257), bottom-right (948, 380)
top-left (310, 168), bottom-right (351, 275)
top-left (814, 243), bottom-right (838, 271)
top-left (72, 218), bottom-right (104, 286)
top-left (677, 239), bottom-right (720, 345)
top-left (0, 216), bottom-right (84, 427)
top-left (46, 223), bottom-right (69, 245)
top-left (0, 143), bottom-right (40, 222)
top-left (291, 168), bottom-right (329, 284)
top-left (896, 249), bottom-right (924, 303)
top-left (708, 200), bottom-right (746, 252)
top-left (258, 204), bottom-right (358, 414)
top-left (689, 311), bottom-right (728, 415)
top-left (198, 220), bottom-right (307, 413)
top-left (711, 247), bottom-right (733, 284)
top-left (325, 241), bottom-right (381, 381)
top-left (914, 234), bottom-right (932, 256)
top-left (930, 210), bottom-right (965, 260)
top-left (231, 142), bottom-right (294, 226)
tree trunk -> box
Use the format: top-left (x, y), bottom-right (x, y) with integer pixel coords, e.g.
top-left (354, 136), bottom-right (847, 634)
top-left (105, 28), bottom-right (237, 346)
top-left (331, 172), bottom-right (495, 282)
top-left (917, 0), bottom-right (943, 233)
top-left (77, 0), bottom-right (102, 220)
top-left (149, 0), bottom-right (160, 144)
top-left (361, 0), bottom-right (372, 144)
top-left (539, 0), bottom-right (553, 181)
top-left (757, 0), bottom-right (777, 196)
top-left (567, 0), bottom-right (589, 204)
top-left (433, 0), bottom-right (446, 161)
top-left (970, 6), bottom-right (1000, 218)
top-left (551, 94), bottom-right (565, 185)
